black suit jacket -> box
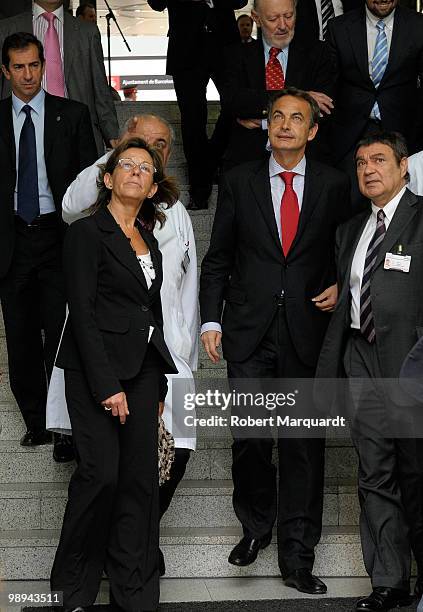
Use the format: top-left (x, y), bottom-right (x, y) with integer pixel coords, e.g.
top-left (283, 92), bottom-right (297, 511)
top-left (221, 37), bottom-right (335, 165)
top-left (56, 207), bottom-right (177, 404)
top-left (317, 189), bottom-right (423, 382)
top-left (147, 0), bottom-right (247, 75)
top-left (327, 6), bottom-right (423, 162)
top-left (294, 0), bottom-right (362, 43)
top-left (200, 156), bottom-right (350, 367)
top-left (0, 92), bottom-right (97, 280)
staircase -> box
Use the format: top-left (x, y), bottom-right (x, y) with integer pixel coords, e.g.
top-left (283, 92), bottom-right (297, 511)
top-left (0, 101), bottom-right (365, 582)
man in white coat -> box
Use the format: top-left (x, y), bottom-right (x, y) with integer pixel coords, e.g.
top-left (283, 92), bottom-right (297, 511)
top-left (46, 113), bottom-right (198, 577)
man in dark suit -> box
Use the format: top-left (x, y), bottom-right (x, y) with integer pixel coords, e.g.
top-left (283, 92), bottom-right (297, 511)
top-left (0, 0), bottom-right (119, 154)
top-left (147, 0), bottom-right (248, 210)
top-left (200, 88), bottom-right (350, 594)
top-left (316, 131), bottom-right (423, 610)
top-left (0, 32), bottom-right (97, 460)
top-left (294, 0), bottom-right (361, 43)
top-left (327, 0), bottom-right (423, 206)
top-left (221, 0), bottom-right (336, 167)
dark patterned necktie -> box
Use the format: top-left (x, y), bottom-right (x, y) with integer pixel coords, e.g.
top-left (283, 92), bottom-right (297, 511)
top-left (17, 105), bottom-right (40, 224)
top-left (266, 47), bottom-right (285, 90)
top-left (360, 209), bottom-right (386, 343)
top-left (321, 0), bottom-right (335, 39)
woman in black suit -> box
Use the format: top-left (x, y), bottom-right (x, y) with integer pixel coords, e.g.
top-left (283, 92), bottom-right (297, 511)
top-left (50, 138), bottom-right (178, 612)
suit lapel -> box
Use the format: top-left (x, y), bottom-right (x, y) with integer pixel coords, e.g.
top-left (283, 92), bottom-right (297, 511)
top-left (249, 159), bottom-right (283, 255)
top-left (140, 224), bottom-right (161, 293)
top-left (379, 8), bottom-right (407, 86)
top-left (347, 9), bottom-right (373, 87)
top-left (344, 212), bottom-right (370, 278)
top-left (373, 189), bottom-right (419, 271)
top-left (43, 93), bottom-right (61, 162)
top-left (338, 211), bottom-right (370, 304)
top-left (285, 39), bottom-right (307, 87)
top-left (95, 208), bottom-right (149, 291)
top-left (63, 12), bottom-right (78, 86)
top-left (0, 98), bottom-right (16, 169)
top-left (289, 159), bottom-right (321, 253)
top-left (248, 39), bottom-right (266, 89)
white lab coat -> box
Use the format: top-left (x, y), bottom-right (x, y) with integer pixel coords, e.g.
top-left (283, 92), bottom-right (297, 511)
top-left (408, 151), bottom-right (423, 196)
top-left (46, 153), bottom-right (198, 450)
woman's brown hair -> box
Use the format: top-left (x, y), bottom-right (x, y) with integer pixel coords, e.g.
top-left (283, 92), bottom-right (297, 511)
top-left (91, 137), bottom-right (179, 230)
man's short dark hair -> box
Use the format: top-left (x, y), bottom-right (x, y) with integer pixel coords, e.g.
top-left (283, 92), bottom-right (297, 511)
top-left (237, 13), bottom-right (253, 24)
top-left (76, 3), bottom-right (95, 17)
top-left (354, 131), bottom-right (409, 165)
top-left (267, 87), bottom-right (320, 128)
top-left (2, 32), bottom-right (45, 69)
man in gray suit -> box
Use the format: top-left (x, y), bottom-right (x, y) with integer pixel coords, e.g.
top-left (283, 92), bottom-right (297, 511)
top-left (0, 0), bottom-right (118, 154)
top-left (317, 131), bottom-right (423, 611)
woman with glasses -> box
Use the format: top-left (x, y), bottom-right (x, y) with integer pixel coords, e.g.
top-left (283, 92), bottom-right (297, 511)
top-left (50, 138), bottom-right (177, 612)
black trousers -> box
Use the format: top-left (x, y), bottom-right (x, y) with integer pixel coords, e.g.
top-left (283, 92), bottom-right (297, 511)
top-left (227, 305), bottom-right (325, 578)
top-left (159, 448), bottom-right (191, 520)
top-left (51, 347), bottom-right (162, 612)
top-left (0, 217), bottom-right (65, 431)
top-left (344, 333), bottom-right (423, 590)
top-left (172, 56), bottom-right (230, 202)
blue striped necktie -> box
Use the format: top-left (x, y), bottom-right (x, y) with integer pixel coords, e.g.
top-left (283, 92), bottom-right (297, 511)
top-left (360, 209), bottom-right (386, 343)
top-left (370, 20), bottom-right (388, 120)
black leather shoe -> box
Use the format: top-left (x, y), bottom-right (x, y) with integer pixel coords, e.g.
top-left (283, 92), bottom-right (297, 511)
top-left (53, 433), bottom-right (75, 463)
top-left (228, 533), bottom-right (272, 566)
top-left (159, 547), bottom-right (165, 576)
top-left (20, 429), bottom-right (52, 446)
top-left (415, 575), bottom-right (423, 598)
top-left (284, 568), bottom-right (327, 594)
top-left (186, 196), bottom-right (208, 211)
top-left (356, 587), bottom-right (412, 610)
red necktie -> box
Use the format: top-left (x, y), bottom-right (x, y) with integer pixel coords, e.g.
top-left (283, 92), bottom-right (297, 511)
top-left (280, 172), bottom-right (299, 256)
top-left (266, 47), bottom-right (285, 90)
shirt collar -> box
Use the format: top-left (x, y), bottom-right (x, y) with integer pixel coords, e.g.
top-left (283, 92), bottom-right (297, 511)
top-left (365, 6), bottom-right (395, 30)
top-left (370, 184), bottom-right (406, 222)
top-left (12, 88), bottom-right (45, 117)
top-left (269, 153), bottom-right (306, 178)
top-left (263, 37), bottom-right (289, 58)
top-left (33, 2), bottom-right (64, 22)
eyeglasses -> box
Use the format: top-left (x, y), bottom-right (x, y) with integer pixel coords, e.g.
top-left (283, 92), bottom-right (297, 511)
top-left (117, 158), bottom-right (156, 175)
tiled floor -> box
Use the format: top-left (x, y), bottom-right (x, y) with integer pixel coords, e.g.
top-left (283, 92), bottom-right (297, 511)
top-left (1, 577), bottom-right (375, 611)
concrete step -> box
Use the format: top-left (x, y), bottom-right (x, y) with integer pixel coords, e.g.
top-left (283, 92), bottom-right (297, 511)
top-left (0, 436), bottom-right (358, 483)
top-left (0, 525), bottom-right (365, 580)
top-left (0, 478), bottom-right (360, 534)
top-left (115, 100), bottom-right (222, 126)
top-left (177, 186), bottom-right (218, 211)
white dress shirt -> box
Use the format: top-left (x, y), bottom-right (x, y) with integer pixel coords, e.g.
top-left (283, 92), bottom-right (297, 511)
top-left (349, 185), bottom-right (406, 328)
top-left (314, 0), bottom-right (343, 41)
top-left (408, 152), bottom-right (423, 196)
top-left (32, 2), bottom-right (68, 97)
top-left (12, 89), bottom-right (56, 215)
top-left (201, 154), bottom-right (306, 335)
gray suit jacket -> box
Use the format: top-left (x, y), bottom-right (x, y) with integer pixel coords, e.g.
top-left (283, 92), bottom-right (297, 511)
top-left (0, 11), bottom-right (119, 154)
top-left (317, 188), bottom-right (423, 383)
